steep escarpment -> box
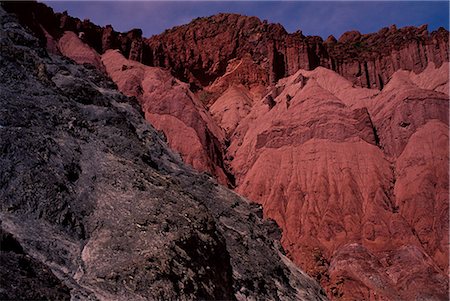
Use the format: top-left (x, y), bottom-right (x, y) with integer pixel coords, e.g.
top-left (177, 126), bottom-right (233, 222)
top-left (227, 66), bottom-right (449, 300)
top-left (4, 1), bottom-right (448, 94)
top-left (3, 2), bottom-right (449, 300)
top-left (322, 25), bottom-right (449, 89)
top-left (0, 6), bottom-right (327, 300)
top-left (145, 15), bottom-right (448, 92)
top-left (2, 1), bottom-right (232, 184)
top-left (100, 49), bottom-right (232, 185)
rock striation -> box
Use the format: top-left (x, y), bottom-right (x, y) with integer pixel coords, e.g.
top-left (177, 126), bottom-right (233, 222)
top-left (0, 6), bottom-right (327, 301)
top-left (57, 31), bottom-right (105, 71)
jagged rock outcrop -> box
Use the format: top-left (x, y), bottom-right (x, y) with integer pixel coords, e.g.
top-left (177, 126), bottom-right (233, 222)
top-left (2, 2), bottom-right (449, 300)
top-left (324, 25), bottom-right (449, 89)
top-left (100, 49), bottom-right (232, 185)
top-left (146, 17), bottom-right (448, 92)
top-left (226, 66), bottom-right (449, 300)
top-left (0, 6), bottom-right (328, 301)
top-left (5, 1), bottom-right (447, 94)
top-left (2, 1), bottom-right (148, 61)
top-left (144, 13), bottom-right (295, 90)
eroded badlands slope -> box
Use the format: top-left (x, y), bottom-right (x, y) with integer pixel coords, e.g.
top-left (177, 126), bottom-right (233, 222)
top-left (3, 2), bottom-right (450, 300)
top-left (0, 7), bottom-right (327, 301)
top-left (62, 39), bottom-right (450, 301)
top-left (228, 66), bottom-right (449, 300)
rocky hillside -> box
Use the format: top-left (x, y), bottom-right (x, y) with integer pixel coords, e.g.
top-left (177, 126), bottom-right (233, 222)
top-left (228, 65), bottom-right (449, 300)
top-left (4, 1), bottom-right (448, 93)
top-left (2, 2), bottom-right (449, 300)
top-left (0, 6), bottom-right (327, 301)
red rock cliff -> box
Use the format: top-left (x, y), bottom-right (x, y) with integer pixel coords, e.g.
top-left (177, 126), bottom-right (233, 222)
top-left (6, 2), bottom-right (447, 92)
top-left (144, 14), bottom-right (449, 92)
top-left (4, 2), bottom-right (449, 300)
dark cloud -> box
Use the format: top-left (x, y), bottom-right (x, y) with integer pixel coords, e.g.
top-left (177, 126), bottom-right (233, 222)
top-left (43, 1), bottom-right (449, 38)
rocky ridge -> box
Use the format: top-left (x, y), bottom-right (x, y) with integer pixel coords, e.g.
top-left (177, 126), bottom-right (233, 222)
top-left (4, 1), bottom-right (448, 94)
top-left (0, 6), bottom-right (327, 301)
top-left (2, 2), bottom-right (449, 300)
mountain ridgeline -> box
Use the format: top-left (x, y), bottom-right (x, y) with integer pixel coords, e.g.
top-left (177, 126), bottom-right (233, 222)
top-left (4, 1), bottom-right (448, 92)
top-left (2, 2), bottom-right (449, 301)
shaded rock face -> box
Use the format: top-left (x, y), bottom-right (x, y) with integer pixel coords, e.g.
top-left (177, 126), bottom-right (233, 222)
top-left (3, 2), bottom-right (449, 300)
top-left (0, 6), bottom-right (327, 301)
top-left (100, 49), bottom-right (232, 185)
top-left (0, 227), bottom-right (71, 301)
top-left (58, 31), bottom-right (105, 71)
top-left (3, 1), bottom-right (233, 185)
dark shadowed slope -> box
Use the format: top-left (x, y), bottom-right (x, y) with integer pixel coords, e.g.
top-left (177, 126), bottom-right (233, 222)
top-left (2, 2), bottom-right (448, 300)
top-left (0, 6), bottom-right (327, 301)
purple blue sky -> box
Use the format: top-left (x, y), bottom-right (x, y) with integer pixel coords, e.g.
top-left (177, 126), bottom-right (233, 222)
top-left (43, 1), bottom-right (449, 39)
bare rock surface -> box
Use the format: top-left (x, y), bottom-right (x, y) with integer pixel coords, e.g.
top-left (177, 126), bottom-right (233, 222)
top-left (0, 7), bottom-right (327, 301)
top-left (209, 85), bottom-right (254, 137)
top-left (4, 2), bottom-right (447, 94)
top-left (2, 2), bottom-right (449, 300)
top-left (144, 15), bottom-right (448, 92)
top-left (57, 31), bottom-right (105, 71)
top-left (226, 67), bottom-right (449, 300)
top-left (0, 227), bottom-right (71, 300)
top-left (100, 49), bottom-right (231, 185)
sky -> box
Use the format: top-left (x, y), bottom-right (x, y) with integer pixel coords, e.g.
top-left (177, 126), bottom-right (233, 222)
top-left (43, 1), bottom-right (449, 39)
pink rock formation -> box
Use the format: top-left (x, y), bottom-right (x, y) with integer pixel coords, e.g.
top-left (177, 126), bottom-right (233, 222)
top-left (226, 67), bottom-right (449, 299)
top-left (145, 16), bottom-right (448, 91)
top-left (7, 3), bottom-right (448, 299)
top-left (410, 62), bottom-right (449, 94)
top-left (369, 66), bottom-right (449, 158)
top-left (57, 31), bottom-right (105, 71)
top-left (6, 2), bottom-right (447, 92)
top-left (209, 85), bottom-right (254, 137)
top-left (101, 50), bottom-right (230, 185)
top-left (394, 121), bottom-right (449, 273)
